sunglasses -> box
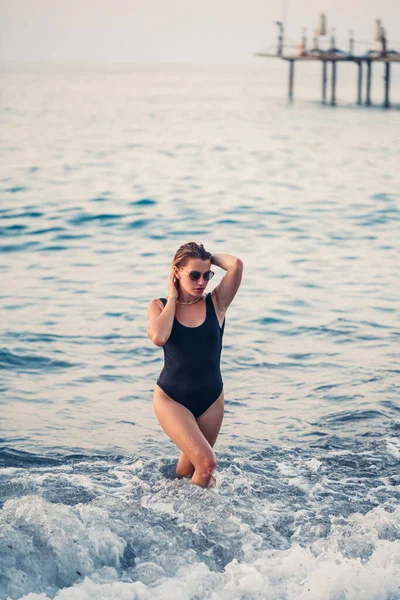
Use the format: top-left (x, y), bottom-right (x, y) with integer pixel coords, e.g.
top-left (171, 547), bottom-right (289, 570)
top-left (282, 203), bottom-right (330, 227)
top-left (178, 268), bottom-right (215, 281)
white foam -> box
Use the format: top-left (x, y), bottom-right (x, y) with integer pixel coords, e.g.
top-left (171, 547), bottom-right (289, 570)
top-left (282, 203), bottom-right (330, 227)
top-left (386, 438), bottom-right (400, 460)
top-left (0, 495), bottom-right (126, 599)
top-left (12, 504), bottom-right (400, 600)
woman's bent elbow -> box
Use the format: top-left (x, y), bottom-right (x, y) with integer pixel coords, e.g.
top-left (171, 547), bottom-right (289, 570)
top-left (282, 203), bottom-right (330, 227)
top-left (148, 330), bottom-right (165, 347)
top-left (235, 257), bottom-right (244, 271)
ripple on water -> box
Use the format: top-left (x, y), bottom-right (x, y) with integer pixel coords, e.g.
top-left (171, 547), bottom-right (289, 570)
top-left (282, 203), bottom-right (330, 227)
top-left (4, 186), bottom-right (29, 193)
top-left (0, 224), bottom-right (27, 236)
top-left (319, 409), bottom-right (389, 424)
top-left (253, 316), bottom-right (289, 325)
top-left (67, 213), bottom-right (124, 225)
top-left (0, 210), bottom-right (43, 219)
top-left (126, 218), bottom-right (152, 229)
top-left (0, 241), bottom-right (41, 252)
top-left (129, 198), bottom-right (158, 206)
top-left (28, 227), bottom-right (65, 236)
top-left (0, 349), bottom-right (78, 372)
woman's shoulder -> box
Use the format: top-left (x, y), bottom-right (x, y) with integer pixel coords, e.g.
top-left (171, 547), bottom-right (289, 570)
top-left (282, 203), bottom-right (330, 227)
top-left (148, 297), bottom-right (167, 309)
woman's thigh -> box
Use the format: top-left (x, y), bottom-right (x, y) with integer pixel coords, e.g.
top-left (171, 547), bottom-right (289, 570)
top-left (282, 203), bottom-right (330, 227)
top-left (196, 390), bottom-right (224, 447)
top-left (153, 385), bottom-right (215, 466)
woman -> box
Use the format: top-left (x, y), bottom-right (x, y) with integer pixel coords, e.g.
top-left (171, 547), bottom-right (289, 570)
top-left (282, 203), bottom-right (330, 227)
top-left (147, 242), bottom-right (243, 488)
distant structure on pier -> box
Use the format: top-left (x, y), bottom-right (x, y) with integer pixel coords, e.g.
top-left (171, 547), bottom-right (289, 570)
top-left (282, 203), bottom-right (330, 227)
top-left (256, 14), bottom-right (400, 108)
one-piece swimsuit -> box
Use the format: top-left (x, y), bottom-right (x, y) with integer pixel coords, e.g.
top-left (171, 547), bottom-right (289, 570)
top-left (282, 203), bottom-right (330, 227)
top-left (156, 292), bottom-right (225, 418)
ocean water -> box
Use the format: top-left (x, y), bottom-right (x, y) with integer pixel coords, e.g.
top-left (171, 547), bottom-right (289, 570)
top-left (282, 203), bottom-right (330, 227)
top-left (0, 62), bottom-right (400, 600)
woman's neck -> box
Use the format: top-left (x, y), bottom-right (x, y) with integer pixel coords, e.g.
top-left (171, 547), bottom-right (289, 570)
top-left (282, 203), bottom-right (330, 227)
top-left (178, 291), bottom-right (196, 303)
top-left (177, 289), bottom-right (204, 305)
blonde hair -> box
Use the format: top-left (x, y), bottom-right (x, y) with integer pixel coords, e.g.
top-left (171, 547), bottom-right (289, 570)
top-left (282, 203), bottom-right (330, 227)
top-left (172, 242), bottom-right (212, 269)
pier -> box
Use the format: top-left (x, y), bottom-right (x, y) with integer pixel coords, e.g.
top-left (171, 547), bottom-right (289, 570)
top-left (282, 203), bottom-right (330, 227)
top-left (256, 16), bottom-right (400, 108)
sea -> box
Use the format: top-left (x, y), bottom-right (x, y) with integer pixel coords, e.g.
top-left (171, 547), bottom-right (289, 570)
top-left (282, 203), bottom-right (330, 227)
top-left (0, 61), bottom-right (399, 600)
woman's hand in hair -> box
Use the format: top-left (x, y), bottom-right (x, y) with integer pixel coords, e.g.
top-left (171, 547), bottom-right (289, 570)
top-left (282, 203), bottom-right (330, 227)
top-left (168, 269), bottom-right (179, 301)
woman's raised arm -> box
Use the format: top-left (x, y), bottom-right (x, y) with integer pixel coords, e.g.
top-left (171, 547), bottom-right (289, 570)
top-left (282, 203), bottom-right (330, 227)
top-left (211, 253), bottom-right (243, 312)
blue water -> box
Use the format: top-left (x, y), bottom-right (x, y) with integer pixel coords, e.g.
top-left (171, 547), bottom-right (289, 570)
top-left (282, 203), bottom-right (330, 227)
top-left (1, 62), bottom-right (400, 600)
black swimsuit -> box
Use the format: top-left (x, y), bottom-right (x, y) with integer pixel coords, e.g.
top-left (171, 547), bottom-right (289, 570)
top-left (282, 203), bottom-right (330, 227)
top-left (156, 293), bottom-right (225, 418)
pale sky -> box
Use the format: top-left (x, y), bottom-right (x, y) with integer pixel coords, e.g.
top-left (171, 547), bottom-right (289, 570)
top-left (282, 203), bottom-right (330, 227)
top-left (1, 1), bottom-right (399, 63)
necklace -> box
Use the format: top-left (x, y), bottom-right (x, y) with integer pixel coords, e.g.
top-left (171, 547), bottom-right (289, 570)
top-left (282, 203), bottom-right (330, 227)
top-left (176, 295), bottom-right (204, 306)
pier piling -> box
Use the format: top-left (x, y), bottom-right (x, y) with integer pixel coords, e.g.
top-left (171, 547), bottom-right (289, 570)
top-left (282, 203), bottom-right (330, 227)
top-left (331, 61), bottom-right (337, 106)
top-left (322, 61), bottom-right (327, 104)
top-left (357, 62), bottom-right (363, 105)
top-left (384, 62), bottom-right (391, 108)
top-left (288, 59), bottom-right (295, 102)
top-left (366, 60), bottom-right (372, 106)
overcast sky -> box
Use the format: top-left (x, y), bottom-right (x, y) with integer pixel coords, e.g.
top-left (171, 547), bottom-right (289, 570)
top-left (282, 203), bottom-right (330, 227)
top-left (1, 1), bottom-right (399, 63)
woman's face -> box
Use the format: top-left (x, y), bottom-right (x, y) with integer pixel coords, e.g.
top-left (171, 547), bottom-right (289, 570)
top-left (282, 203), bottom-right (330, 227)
top-left (174, 258), bottom-right (212, 296)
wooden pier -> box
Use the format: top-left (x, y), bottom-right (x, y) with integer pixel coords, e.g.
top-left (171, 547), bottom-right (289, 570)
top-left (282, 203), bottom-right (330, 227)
top-left (256, 52), bottom-right (399, 108)
top-left (256, 16), bottom-right (400, 108)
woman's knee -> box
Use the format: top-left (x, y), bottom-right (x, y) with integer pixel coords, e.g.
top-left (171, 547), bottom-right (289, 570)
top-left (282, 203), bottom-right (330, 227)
top-left (194, 452), bottom-right (217, 475)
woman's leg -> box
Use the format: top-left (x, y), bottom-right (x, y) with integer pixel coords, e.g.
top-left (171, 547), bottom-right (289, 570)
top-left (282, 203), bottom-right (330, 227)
top-left (175, 452), bottom-right (195, 479)
top-left (196, 391), bottom-right (224, 447)
top-left (153, 386), bottom-right (217, 488)
top-left (176, 391), bottom-right (225, 478)
top-left (192, 391), bottom-right (224, 486)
